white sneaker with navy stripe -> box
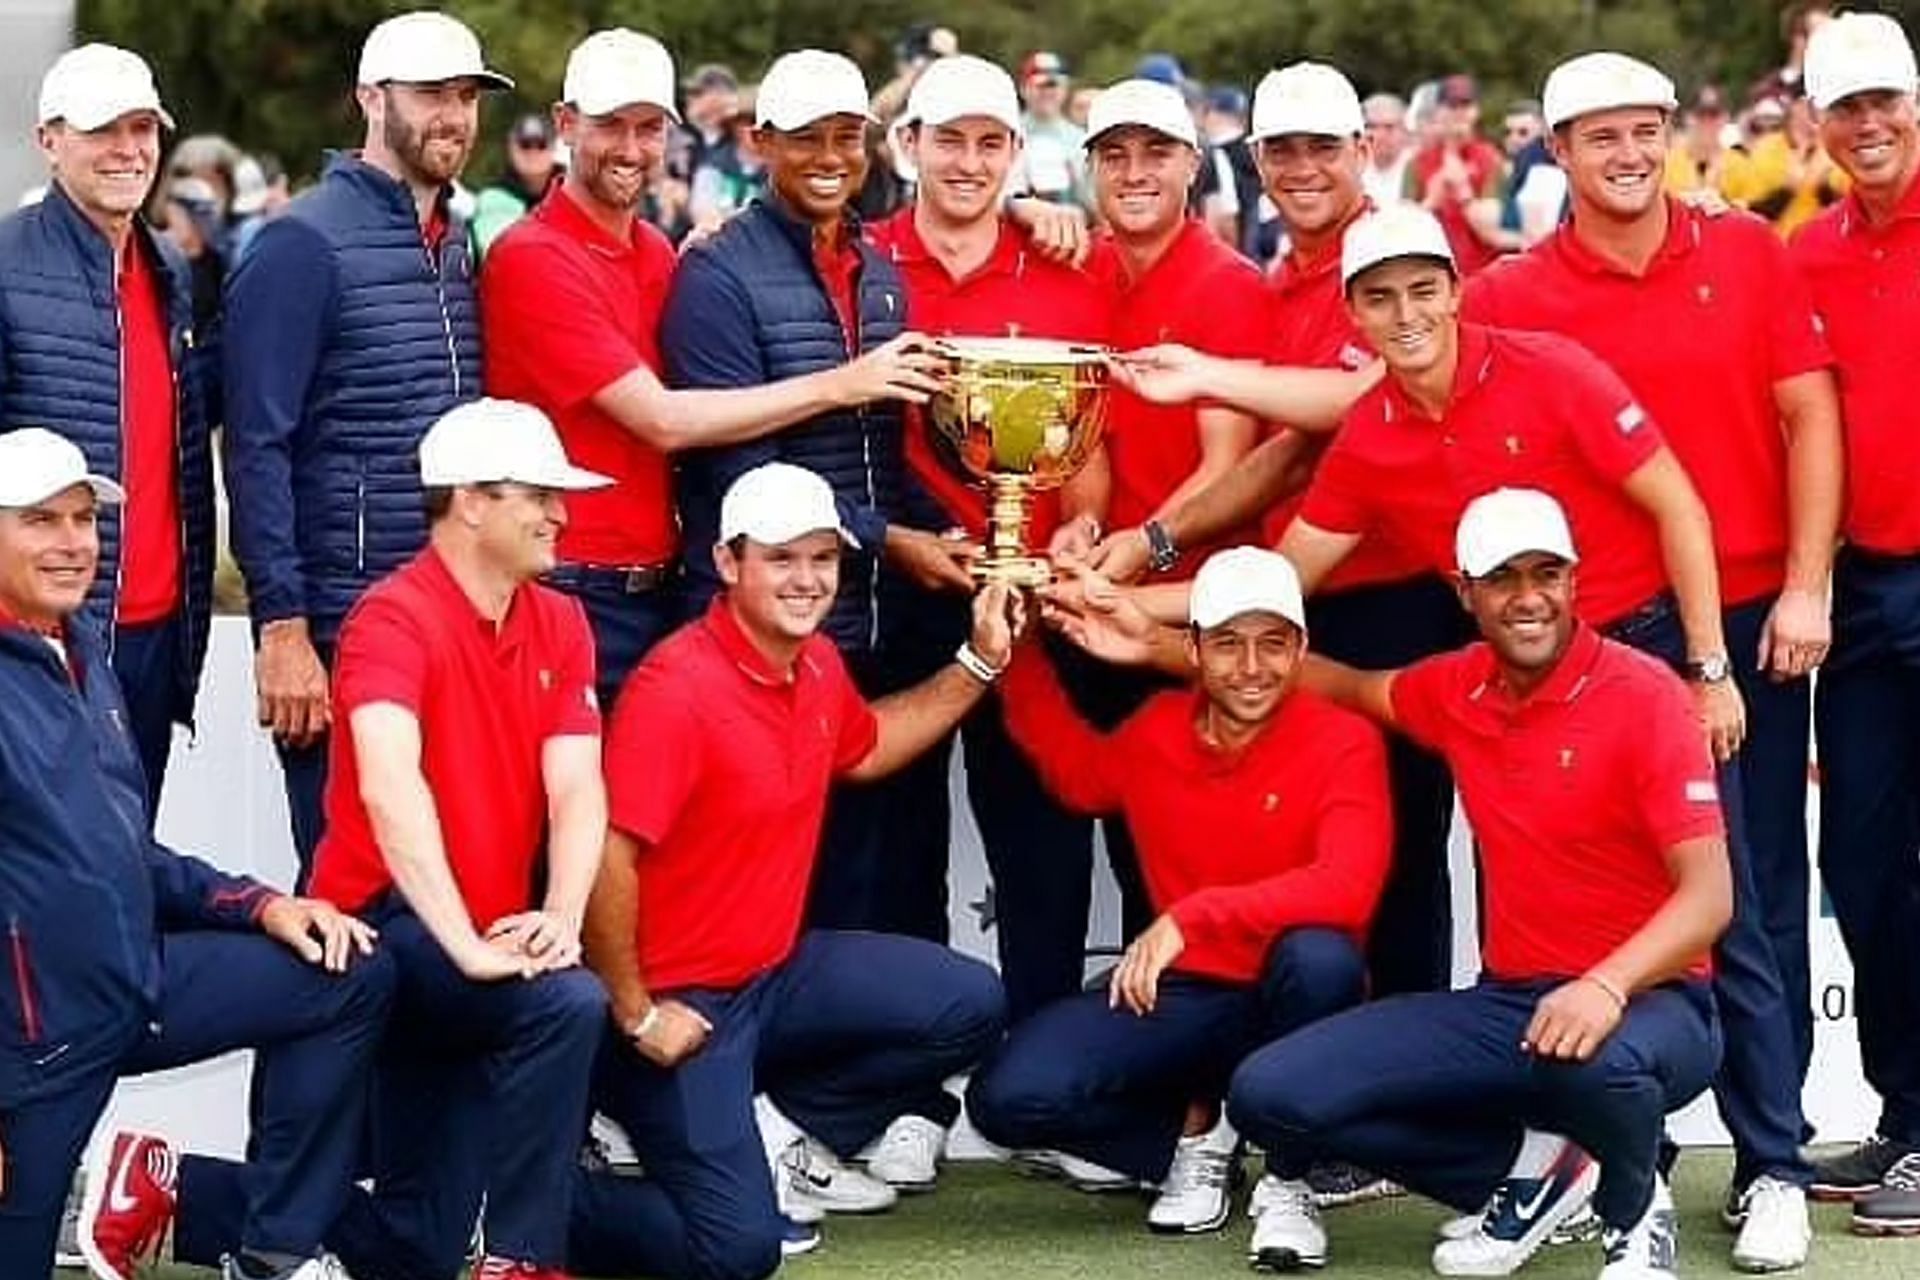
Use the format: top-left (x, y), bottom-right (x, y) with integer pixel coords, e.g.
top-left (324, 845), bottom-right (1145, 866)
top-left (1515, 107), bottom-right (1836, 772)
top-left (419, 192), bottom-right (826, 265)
top-left (1432, 1136), bottom-right (1599, 1276)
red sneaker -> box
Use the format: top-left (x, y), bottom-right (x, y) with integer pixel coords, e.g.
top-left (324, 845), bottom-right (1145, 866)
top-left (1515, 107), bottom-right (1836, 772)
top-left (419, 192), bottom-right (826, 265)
top-left (474, 1258), bottom-right (572, 1280)
top-left (78, 1131), bottom-right (178, 1280)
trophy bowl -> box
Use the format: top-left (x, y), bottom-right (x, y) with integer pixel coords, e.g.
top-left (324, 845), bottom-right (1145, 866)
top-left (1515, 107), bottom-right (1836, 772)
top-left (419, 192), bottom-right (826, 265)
top-left (926, 336), bottom-right (1110, 587)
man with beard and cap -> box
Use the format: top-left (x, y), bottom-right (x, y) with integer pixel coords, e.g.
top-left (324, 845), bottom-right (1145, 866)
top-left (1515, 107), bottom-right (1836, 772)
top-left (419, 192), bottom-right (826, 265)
top-left (484, 29), bottom-right (946, 708)
top-left (224, 10), bottom-right (510, 880)
top-left (1467, 50), bottom-right (1844, 1272)
top-left (1790, 10), bottom-right (1920, 1237)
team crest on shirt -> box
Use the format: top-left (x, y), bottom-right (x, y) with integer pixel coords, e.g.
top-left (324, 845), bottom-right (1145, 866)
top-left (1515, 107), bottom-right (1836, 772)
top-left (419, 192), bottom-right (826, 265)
top-left (1337, 343), bottom-right (1371, 370)
top-left (1505, 435), bottom-right (1524, 456)
top-left (1696, 284), bottom-right (1714, 306)
top-left (537, 668), bottom-right (553, 691)
top-left (1616, 404), bottom-right (1647, 435)
top-left (1558, 747), bottom-right (1576, 770)
top-left (1262, 792), bottom-right (1280, 812)
top-left (583, 688), bottom-right (598, 713)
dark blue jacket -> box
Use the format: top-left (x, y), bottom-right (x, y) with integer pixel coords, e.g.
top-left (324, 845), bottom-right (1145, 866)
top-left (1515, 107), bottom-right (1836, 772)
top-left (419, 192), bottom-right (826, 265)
top-left (223, 153), bottom-right (482, 646)
top-left (0, 622), bottom-right (275, 1105)
top-left (0, 184), bottom-right (215, 727)
top-left (661, 198), bottom-right (921, 654)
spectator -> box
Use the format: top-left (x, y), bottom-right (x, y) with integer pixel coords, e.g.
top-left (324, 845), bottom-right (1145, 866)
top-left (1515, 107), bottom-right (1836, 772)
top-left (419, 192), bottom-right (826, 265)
top-left (1743, 94), bottom-right (1846, 236)
top-left (1068, 84), bottom-right (1100, 130)
top-left (1017, 51), bottom-right (1091, 209)
top-left (1750, 1), bottom-right (1835, 105)
top-left (687, 89), bottom-right (765, 229)
top-left (471, 111), bottom-right (558, 258)
top-left (223, 10), bottom-right (508, 879)
top-left (227, 151), bottom-right (290, 263)
top-left (160, 175), bottom-right (225, 335)
top-left (1498, 97), bottom-right (1563, 246)
top-left (1407, 73), bottom-right (1511, 272)
top-left (1360, 91), bottom-right (1412, 207)
top-left (0, 44), bottom-right (217, 811)
top-left (1202, 85), bottom-right (1262, 257)
top-left (164, 131), bottom-right (241, 254)
top-left (1665, 84), bottom-right (1757, 202)
top-left (675, 62), bottom-right (740, 179)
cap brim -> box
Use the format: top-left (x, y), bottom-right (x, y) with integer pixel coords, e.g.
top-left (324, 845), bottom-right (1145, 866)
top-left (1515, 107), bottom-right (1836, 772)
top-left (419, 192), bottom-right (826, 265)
top-left (1084, 121), bottom-right (1196, 149)
top-left (53, 102), bottom-right (175, 133)
top-left (542, 465), bottom-right (616, 492)
top-left (574, 95), bottom-right (683, 124)
top-left (758, 107), bottom-right (881, 131)
top-left (2, 474), bottom-right (126, 507)
top-left (1460, 546), bottom-right (1577, 578)
top-left (372, 69), bottom-right (516, 91)
top-left (730, 521), bottom-right (861, 550)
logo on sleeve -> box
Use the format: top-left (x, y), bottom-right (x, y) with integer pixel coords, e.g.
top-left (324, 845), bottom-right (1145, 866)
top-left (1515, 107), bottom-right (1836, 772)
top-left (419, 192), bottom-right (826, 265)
top-left (1616, 404), bottom-right (1646, 435)
top-left (1685, 779), bottom-right (1719, 804)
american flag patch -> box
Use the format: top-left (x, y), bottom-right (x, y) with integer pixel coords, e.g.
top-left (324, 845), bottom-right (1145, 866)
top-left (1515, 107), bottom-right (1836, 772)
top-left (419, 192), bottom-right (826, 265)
top-left (1616, 404), bottom-right (1646, 435)
top-left (1685, 779), bottom-right (1718, 804)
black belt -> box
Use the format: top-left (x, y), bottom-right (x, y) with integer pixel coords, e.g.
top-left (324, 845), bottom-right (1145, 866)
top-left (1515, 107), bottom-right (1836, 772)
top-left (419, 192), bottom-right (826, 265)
top-left (1840, 544), bottom-right (1920, 573)
top-left (547, 562), bottom-right (677, 595)
top-left (1600, 590), bottom-right (1676, 641)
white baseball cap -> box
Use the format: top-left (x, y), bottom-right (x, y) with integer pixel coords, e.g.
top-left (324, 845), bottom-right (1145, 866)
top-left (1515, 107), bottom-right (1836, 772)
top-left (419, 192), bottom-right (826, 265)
top-left (901, 55), bottom-right (1023, 135)
top-left (0, 428), bottom-right (125, 508)
top-left (1805, 12), bottom-right (1919, 110)
top-left (357, 11), bottom-right (512, 90)
top-left (1085, 78), bottom-right (1199, 149)
top-left (1541, 52), bottom-right (1677, 130)
top-left (1455, 488), bottom-right (1580, 579)
top-left (417, 399), bottom-right (612, 490)
top-left (1340, 203), bottom-right (1456, 286)
top-left (719, 463), bottom-right (858, 548)
top-left (756, 49), bottom-right (876, 132)
top-left (1189, 547), bottom-right (1307, 632)
top-left (563, 28), bottom-right (680, 121)
top-left (1249, 62), bottom-right (1363, 142)
top-left (38, 44), bottom-right (174, 132)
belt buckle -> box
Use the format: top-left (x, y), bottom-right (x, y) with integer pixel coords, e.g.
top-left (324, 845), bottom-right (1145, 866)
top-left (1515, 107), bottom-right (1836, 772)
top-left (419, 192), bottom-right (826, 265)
top-left (623, 565), bottom-right (664, 594)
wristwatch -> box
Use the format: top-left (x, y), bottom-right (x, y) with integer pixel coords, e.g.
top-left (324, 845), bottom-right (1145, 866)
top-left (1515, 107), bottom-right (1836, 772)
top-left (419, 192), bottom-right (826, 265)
top-left (1143, 519), bottom-right (1179, 574)
top-left (1684, 652), bottom-right (1731, 684)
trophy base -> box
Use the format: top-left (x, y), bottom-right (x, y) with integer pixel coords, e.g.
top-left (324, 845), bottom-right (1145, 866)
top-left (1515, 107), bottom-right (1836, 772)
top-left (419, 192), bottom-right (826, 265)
top-left (972, 555), bottom-right (1053, 589)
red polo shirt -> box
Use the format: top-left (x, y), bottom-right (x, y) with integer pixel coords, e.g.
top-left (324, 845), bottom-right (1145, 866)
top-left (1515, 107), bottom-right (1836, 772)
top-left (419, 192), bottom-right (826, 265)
top-left (1791, 172), bottom-right (1920, 554)
top-left (1301, 324), bottom-right (1669, 628)
top-left (1469, 201), bottom-right (1832, 605)
top-left (482, 190), bottom-right (680, 567)
top-left (605, 599), bottom-right (879, 992)
top-left (1389, 625), bottom-right (1723, 981)
top-left (868, 211), bottom-right (1110, 539)
top-left (311, 548), bottom-right (602, 930)
top-left (1263, 212), bottom-right (1430, 591)
top-left (115, 240), bottom-right (181, 625)
top-left (1001, 649), bottom-right (1391, 984)
top-left (1091, 220), bottom-right (1270, 572)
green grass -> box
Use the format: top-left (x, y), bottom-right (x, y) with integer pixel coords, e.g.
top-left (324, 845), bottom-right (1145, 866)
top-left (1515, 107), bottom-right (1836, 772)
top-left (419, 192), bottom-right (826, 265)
top-left (122, 1150), bottom-right (1920, 1280)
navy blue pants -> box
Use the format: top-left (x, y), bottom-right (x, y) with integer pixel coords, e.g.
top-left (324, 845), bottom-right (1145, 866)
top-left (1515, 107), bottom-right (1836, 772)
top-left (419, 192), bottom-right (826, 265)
top-left (111, 611), bottom-right (185, 819)
top-left (176, 913), bottom-right (608, 1279)
top-left (1228, 978), bottom-right (1720, 1230)
top-left (543, 564), bottom-right (681, 713)
top-left (967, 928), bottom-right (1366, 1181)
top-left (271, 638), bottom-right (334, 890)
top-left (1603, 594), bottom-right (1812, 1187)
top-left (1814, 549), bottom-right (1920, 1145)
top-left (1307, 575), bottom-right (1472, 997)
top-left (561, 931), bottom-right (1005, 1280)
top-left (0, 933), bottom-right (394, 1276)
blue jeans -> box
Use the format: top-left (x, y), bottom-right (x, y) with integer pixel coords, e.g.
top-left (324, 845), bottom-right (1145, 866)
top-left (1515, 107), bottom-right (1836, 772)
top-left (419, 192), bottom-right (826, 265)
top-left (2, 934), bottom-right (394, 1276)
top-left (563, 931), bottom-right (1005, 1280)
top-left (1814, 549), bottom-right (1920, 1144)
top-left (1228, 977), bottom-right (1720, 1230)
top-left (1603, 595), bottom-right (1811, 1186)
top-left (967, 928), bottom-right (1366, 1180)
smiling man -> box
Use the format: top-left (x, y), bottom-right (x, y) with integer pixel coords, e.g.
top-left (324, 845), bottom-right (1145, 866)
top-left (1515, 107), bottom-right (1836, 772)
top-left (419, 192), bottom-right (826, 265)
top-left (967, 547), bottom-right (1387, 1238)
top-left (484, 29), bottom-right (945, 707)
top-left (1466, 51), bottom-right (1844, 1271)
top-left (562, 463), bottom-right (1010, 1275)
top-left (1226, 489), bottom-right (1731, 1280)
top-left (225, 10), bottom-right (511, 879)
top-left (0, 44), bottom-right (214, 814)
top-left (1789, 11), bottom-right (1920, 1234)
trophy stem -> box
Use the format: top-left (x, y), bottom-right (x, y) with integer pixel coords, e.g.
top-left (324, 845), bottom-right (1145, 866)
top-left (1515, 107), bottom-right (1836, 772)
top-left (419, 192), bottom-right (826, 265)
top-left (977, 474), bottom-right (1050, 588)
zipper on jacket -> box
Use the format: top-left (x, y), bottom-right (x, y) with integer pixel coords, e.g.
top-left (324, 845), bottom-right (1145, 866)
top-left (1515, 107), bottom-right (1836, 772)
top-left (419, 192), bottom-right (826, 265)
top-left (9, 918), bottom-right (43, 1043)
top-left (427, 239), bottom-right (462, 398)
top-left (109, 261), bottom-right (128, 663)
top-left (354, 475), bottom-right (368, 574)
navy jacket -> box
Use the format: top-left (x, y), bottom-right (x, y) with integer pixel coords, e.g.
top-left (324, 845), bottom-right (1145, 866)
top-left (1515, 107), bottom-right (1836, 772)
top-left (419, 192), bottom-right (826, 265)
top-left (223, 153), bottom-right (482, 646)
top-left (0, 183), bottom-right (215, 727)
top-left (0, 622), bottom-right (275, 1104)
top-left (661, 198), bottom-right (921, 655)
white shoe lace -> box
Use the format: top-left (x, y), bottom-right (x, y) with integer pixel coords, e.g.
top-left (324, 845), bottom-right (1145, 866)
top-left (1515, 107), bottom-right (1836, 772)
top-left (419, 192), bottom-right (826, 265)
top-left (1163, 1141), bottom-right (1231, 1200)
top-left (1882, 1153), bottom-right (1920, 1192)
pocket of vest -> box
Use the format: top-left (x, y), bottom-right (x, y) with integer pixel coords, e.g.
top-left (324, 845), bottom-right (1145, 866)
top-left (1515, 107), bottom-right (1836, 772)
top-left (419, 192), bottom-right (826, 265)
top-left (8, 917), bottom-right (44, 1044)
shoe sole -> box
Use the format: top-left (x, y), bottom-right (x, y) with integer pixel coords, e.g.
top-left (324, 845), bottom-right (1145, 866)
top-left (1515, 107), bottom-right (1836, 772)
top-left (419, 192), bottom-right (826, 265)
top-left (876, 1176), bottom-right (938, 1195)
top-left (1732, 1249), bottom-right (1811, 1272)
top-left (1147, 1202), bottom-right (1231, 1235)
top-left (1069, 1177), bottom-right (1145, 1194)
top-left (1850, 1217), bottom-right (1920, 1237)
top-left (1313, 1183), bottom-right (1404, 1209)
top-left (1249, 1246), bottom-right (1327, 1272)
top-left (780, 1235), bottom-right (823, 1258)
top-left (1808, 1183), bottom-right (1875, 1203)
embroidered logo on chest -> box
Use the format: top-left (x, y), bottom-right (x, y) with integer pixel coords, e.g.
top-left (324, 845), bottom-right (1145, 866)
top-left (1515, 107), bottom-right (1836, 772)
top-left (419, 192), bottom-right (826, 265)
top-left (537, 668), bottom-right (553, 691)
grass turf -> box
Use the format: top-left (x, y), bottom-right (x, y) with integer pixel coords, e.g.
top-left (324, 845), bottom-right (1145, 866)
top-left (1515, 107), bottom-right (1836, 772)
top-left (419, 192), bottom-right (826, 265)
top-left (127, 1150), bottom-right (1918, 1279)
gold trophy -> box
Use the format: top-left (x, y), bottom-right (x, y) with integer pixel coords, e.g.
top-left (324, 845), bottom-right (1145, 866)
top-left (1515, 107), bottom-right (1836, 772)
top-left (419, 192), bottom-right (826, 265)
top-left (926, 336), bottom-right (1110, 587)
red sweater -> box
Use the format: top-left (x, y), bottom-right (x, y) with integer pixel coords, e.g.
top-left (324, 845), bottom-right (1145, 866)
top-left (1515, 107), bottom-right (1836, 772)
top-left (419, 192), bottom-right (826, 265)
top-left (1000, 650), bottom-right (1393, 984)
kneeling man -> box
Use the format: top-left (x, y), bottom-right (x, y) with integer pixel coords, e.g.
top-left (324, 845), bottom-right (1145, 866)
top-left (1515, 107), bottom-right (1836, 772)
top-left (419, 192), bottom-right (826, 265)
top-left (569, 463), bottom-right (1011, 1280)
